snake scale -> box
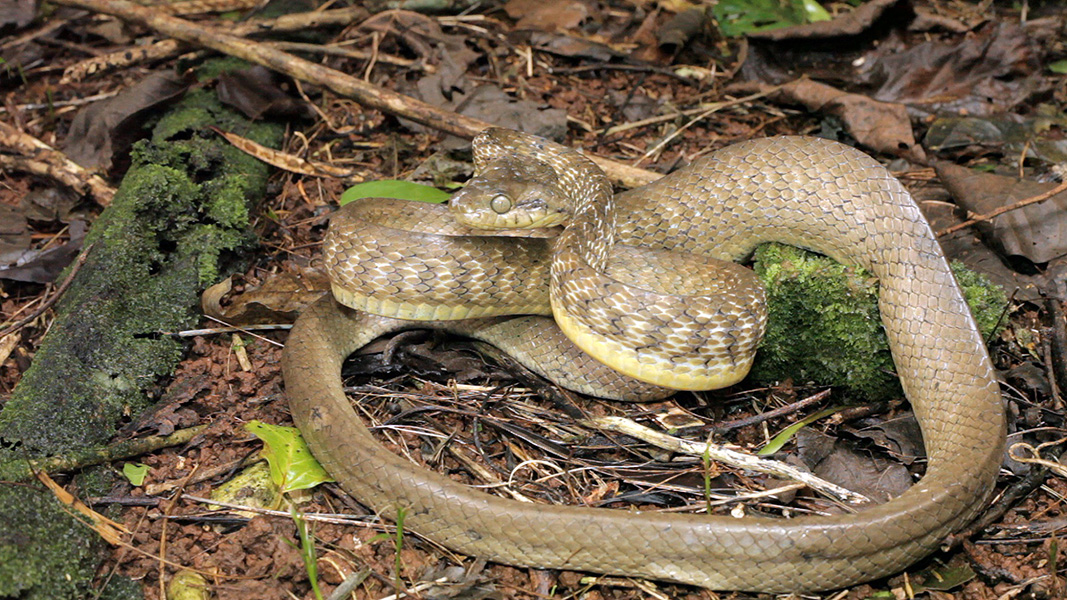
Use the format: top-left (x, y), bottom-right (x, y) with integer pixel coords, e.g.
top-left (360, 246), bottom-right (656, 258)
top-left (282, 130), bottom-right (1005, 592)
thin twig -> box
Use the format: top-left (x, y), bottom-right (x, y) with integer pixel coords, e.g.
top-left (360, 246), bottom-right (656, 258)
top-left (938, 180), bottom-right (1067, 237)
top-left (583, 416), bottom-right (870, 505)
top-left (0, 243), bottom-right (94, 339)
top-left (709, 389), bottom-right (832, 435)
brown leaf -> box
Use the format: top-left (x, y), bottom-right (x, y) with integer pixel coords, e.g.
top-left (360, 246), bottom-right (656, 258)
top-left (61, 71), bottom-right (190, 172)
top-left (935, 161), bottom-right (1067, 264)
top-left (216, 66), bottom-right (314, 120)
top-left (656, 7), bottom-right (709, 49)
top-left (0, 219), bottom-right (85, 284)
top-left (778, 79), bottom-right (923, 161)
top-left (866, 22), bottom-right (1045, 117)
top-left (202, 267), bottom-right (330, 325)
top-left (0, 0), bottom-right (38, 29)
top-left (360, 11), bottom-right (477, 93)
top-left (921, 194), bottom-right (1046, 301)
top-left (505, 0), bottom-right (589, 31)
top-left (525, 31), bottom-right (622, 61)
top-left (0, 204), bottom-right (30, 267)
top-left (795, 428), bottom-right (912, 504)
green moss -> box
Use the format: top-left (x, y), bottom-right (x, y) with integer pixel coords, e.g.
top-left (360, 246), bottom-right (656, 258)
top-left (0, 58), bottom-right (281, 600)
top-left (0, 82), bottom-right (281, 455)
top-left (0, 484), bottom-right (101, 599)
top-left (750, 243), bottom-right (1007, 400)
top-left (192, 57), bottom-right (253, 82)
top-left (952, 260), bottom-right (1009, 340)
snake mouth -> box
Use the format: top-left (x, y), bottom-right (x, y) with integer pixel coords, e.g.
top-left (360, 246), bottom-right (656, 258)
top-left (452, 205), bottom-right (568, 230)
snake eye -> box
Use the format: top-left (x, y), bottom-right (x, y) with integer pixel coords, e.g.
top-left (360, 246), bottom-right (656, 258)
top-left (490, 194), bottom-right (512, 214)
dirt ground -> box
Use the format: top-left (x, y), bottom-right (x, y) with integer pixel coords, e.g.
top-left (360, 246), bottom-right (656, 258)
top-left (3, 0), bottom-right (1067, 598)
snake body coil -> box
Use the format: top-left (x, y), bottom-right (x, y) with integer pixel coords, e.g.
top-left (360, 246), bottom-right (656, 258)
top-left (282, 132), bottom-right (1005, 592)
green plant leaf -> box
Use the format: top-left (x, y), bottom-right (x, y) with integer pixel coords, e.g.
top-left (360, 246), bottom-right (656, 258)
top-left (909, 563), bottom-right (976, 592)
top-left (122, 462), bottom-right (149, 486)
top-left (757, 406), bottom-right (842, 455)
top-left (339, 180), bottom-right (450, 206)
top-left (713, 0), bottom-right (832, 36)
top-left (799, 0), bottom-right (830, 22)
top-left (245, 421), bottom-right (334, 493)
top-left (1049, 59), bottom-right (1067, 74)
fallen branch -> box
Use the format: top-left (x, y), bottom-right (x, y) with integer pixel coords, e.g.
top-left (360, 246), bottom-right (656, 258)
top-left (0, 121), bottom-right (115, 205)
top-left (49, 0), bottom-right (660, 187)
top-left (0, 425), bottom-right (207, 482)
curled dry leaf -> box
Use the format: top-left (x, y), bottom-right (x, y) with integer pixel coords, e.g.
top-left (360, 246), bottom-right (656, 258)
top-left (935, 161), bottom-right (1067, 264)
top-left (778, 79), bottom-right (924, 162)
top-left (202, 267), bottom-right (330, 325)
top-left (216, 66), bottom-right (314, 120)
top-left (795, 428), bottom-right (912, 505)
top-left (866, 22), bottom-right (1045, 117)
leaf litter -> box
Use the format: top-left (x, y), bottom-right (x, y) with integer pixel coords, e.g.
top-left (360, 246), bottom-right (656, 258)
top-left (1, 0), bottom-right (1066, 598)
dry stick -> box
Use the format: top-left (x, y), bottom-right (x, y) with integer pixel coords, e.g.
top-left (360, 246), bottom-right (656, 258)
top-left (0, 424), bottom-right (206, 481)
top-left (937, 180), bottom-right (1067, 237)
top-left (0, 122), bottom-right (116, 205)
top-left (585, 416), bottom-right (870, 505)
top-left (708, 388), bottom-right (832, 435)
top-left (0, 243), bottom-right (94, 340)
top-left (49, 0), bottom-right (661, 188)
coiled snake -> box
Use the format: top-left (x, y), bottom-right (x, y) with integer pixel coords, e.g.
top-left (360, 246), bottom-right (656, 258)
top-left (282, 130), bottom-right (1005, 592)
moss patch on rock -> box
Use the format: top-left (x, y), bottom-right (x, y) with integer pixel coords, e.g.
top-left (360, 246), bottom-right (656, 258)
top-left (751, 243), bottom-right (1007, 401)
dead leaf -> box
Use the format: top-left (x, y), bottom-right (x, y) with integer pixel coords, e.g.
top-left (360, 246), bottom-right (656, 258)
top-left (795, 428), bottom-right (911, 504)
top-left (845, 414), bottom-right (924, 465)
top-left (921, 198), bottom-right (1045, 301)
top-left (0, 331), bottom-right (19, 366)
top-left (505, 0), bottom-right (589, 31)
top-left (865, 22), bottom-right (1046, 117)
top-left (360, 11), bottom-right (477, 93)
top-left (0, 0), bottom-right (38, 29)
top-left (62, 71), bottom-right (190, 172)
top-left (0, 219), bottom-right (86, 284)
top-left (36, 471), bottom-right (128, 545)
top-left (656, 7), bottom-right (709, 49)
top-left (925, 112), bottom-right (1067, 166)
top-left (20, 186), bottom-right (81, 222)
top-left (411, 82), bottom-right (567, 144)
top-left (202, 266), bottom-right (330, 324)
top-left (935, 161), bottom-right (1067, 264)
top-left (778, 79), bottom-right (923, 161)
top-left (216, 66), bottom-right (314, 120)
top-left (0, 204), bottom-right (30, 267)
top-left (524, 31), bottom-right (623, 61)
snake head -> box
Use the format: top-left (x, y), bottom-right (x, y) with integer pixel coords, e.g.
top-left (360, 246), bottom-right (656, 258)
top-left (450, 156), bottom-right (571, 230)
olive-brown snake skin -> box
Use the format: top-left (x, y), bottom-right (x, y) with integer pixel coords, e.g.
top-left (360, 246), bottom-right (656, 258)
top-left (282, 132), bottom-right (1005, 592)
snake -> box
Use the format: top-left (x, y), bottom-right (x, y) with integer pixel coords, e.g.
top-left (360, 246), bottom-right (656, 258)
top-left (281, 130), bottom-right (1005, 592)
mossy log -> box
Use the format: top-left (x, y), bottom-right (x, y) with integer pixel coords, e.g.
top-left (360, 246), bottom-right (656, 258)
top-left (0, 83), bottom-right (282, 600)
